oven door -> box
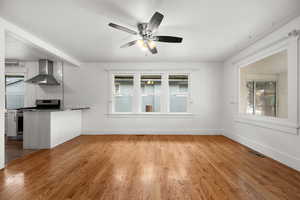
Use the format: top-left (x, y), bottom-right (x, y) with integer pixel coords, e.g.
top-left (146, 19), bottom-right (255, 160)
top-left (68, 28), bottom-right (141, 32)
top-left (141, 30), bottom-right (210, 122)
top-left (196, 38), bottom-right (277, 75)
top-left (16, 111), bottom-right (23, 140)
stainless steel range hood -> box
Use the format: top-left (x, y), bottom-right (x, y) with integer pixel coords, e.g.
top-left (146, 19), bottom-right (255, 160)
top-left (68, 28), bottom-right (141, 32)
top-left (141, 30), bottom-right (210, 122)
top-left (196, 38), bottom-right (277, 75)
top-left (26, 59), bottom-right (60, 85)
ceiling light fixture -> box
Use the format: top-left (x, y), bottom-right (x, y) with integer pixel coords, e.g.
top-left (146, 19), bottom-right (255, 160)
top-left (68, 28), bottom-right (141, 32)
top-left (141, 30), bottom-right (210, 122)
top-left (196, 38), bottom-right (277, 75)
top-left (108, 12), bottom-right (183, 55)
top-left (137, 40), bottom-right (148, 51)
top-left (148, 40), bottom-right (156, 49)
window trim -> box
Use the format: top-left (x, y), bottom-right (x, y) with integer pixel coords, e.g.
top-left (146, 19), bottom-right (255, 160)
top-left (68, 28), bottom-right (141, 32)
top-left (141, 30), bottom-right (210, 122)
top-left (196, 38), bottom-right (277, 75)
top-left (106, 112), bottom-right (194, 118)
top-left (235, 33), bottom-right (299, 135)
top-left (108, 70), bottom-right (192, 116)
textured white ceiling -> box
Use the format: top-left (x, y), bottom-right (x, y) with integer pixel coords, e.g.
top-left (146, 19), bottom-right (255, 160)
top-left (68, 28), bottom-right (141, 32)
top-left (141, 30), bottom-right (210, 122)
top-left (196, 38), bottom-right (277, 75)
top-left (1, 0), bottom-right (300, 62)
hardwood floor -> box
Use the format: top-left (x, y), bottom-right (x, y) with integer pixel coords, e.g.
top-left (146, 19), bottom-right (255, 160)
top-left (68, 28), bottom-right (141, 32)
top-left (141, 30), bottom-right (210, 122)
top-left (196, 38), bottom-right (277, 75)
top-left (0, 135), bottom-right (299, 200)
top-left (5, 139), bottom-right (37, 164)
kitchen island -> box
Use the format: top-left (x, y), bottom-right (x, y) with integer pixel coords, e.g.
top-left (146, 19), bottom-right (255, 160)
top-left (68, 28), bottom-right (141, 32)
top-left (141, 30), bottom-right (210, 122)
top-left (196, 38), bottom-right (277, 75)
top-left (23, 109), bottom-right (86, 149)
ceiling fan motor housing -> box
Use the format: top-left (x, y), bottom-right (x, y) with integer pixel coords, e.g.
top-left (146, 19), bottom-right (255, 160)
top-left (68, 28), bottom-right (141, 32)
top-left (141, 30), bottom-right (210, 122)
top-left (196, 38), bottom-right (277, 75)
top-left (138, 23), bottom-right (153, 39)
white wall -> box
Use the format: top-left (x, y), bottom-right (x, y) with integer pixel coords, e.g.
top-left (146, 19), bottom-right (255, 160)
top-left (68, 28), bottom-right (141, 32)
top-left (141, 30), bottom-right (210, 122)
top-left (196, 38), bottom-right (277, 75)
top-left (0, 26), bottom-right (5, 169)
top-left (63, 62), bottom-right (224, 135)
top-left (222, 16), bottom-right (300, 171)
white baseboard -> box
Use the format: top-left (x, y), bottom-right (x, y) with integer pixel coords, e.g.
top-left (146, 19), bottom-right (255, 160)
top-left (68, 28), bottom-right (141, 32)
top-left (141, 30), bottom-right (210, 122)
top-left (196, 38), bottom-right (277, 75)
top-left (224, 132), bottom-right (300, 172)
top-left (82, 129), bottom-right (224, 135)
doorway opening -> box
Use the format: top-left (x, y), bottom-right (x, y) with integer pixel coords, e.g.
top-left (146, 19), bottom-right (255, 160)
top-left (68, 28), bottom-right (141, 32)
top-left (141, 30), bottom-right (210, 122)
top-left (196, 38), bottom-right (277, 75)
top-left (4, 75), bottom-right (35, 164)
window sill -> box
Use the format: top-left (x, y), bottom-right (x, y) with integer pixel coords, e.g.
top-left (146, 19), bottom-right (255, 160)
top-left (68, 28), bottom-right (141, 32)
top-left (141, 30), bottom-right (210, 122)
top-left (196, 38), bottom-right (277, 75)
top-left (106, 112), bottom-right (194, 118)
top-left (234, 114), bottom-right (299, 135)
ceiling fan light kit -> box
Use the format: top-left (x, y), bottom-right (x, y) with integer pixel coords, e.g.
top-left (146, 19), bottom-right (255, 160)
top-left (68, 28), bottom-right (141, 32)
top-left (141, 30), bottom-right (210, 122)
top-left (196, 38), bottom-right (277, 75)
top-left (108, 12), bottom-right (183, 54)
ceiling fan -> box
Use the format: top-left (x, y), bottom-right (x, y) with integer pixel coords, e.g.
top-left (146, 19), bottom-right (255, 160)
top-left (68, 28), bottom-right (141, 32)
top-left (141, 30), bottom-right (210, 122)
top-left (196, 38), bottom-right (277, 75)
top-left (108, 12), bottom-right (183, 54)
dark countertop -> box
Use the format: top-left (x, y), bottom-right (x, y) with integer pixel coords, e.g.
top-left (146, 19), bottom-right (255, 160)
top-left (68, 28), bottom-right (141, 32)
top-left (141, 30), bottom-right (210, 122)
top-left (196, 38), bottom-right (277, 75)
top-left (22, 107), bottom-right (90, 112)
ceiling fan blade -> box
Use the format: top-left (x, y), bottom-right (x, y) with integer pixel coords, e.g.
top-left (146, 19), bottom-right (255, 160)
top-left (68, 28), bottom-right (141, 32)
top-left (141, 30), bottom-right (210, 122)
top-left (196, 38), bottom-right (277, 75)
top-left (108, 23), bottom-right (138, 35)
top-left (146, 41), bottom-right (158, 54)
top-left (153, 36), bottom-right (183, 43)
top-left (148, 12), bottom-right (164, 32)
top-left (120, 40), bottom-right (139, 48)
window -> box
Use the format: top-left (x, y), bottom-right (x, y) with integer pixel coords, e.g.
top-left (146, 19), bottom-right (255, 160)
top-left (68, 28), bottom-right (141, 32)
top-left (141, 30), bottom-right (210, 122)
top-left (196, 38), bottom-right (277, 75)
top-left (169, 75), bottom-right (188, 112)
top-left (246, 81), bottom-right (277, 117)
top-left (113, 75), bottom-right (134, 112)
top-left (141, 75), bottom-right (161, 112)
top-left (239, 50), bottom-right (287, 118)
top-left (5, 76), bottom-right (25, 109)
top-left (110, 72), bottom-right (191, 115)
